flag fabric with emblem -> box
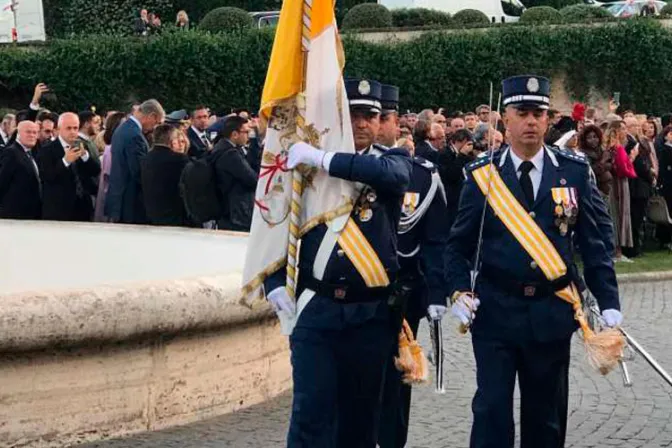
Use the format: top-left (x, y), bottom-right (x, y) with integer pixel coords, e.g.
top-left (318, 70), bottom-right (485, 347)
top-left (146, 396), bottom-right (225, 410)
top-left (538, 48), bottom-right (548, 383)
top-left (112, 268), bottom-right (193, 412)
top-left (241, 0), bottom-right (357, 305)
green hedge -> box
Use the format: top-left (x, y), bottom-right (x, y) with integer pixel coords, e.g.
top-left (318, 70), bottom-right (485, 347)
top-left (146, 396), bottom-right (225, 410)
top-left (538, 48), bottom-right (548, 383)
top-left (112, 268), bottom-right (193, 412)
top-left (44, 0), bottom-right (174, 37)
top-left (559, 4), bottom-right (612, 22)
top-left (200, 7), bottom-right (254, 32)
top-left (520, 6), bottom-right (562, 24)
top-left (452, 9), bottom-right (491, 26)
top-left (521, 0), bottom-right (582, 8)
top-left (342, 3), bottom-right (393, 30)
top-left (1, 21), bottom-right (671, 114)
top-left (390, 8), bottom-right (452, 28)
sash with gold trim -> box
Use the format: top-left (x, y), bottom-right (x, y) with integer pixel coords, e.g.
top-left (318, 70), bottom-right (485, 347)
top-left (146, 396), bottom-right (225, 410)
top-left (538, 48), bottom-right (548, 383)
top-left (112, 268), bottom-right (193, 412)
top-left (471, 163), bottom-right (624, 374)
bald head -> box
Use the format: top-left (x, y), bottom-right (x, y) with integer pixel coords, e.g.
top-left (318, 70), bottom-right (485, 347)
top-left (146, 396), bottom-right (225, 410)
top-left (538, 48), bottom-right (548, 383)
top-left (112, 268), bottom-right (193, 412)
top-left (17, 120), bottom-right (39, 149)
top-left (58, 112), bottom-right (80, 145)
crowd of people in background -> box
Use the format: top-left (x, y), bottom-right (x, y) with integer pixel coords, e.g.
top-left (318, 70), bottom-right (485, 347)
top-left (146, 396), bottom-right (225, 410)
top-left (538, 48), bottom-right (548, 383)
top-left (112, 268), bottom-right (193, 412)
top-left (1, 82), bottom-right (671, 263)
top-left (133, 8), bottom-right (191, 36)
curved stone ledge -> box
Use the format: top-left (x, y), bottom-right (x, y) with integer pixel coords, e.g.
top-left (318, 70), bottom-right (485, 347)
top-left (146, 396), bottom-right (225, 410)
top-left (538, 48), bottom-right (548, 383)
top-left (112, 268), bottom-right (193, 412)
top-left (0, 220), bottom-right (272, 353)
top-left (0, 221), bottom-right (290, 447)
top-left (0, 270), bottom-right (272, 353)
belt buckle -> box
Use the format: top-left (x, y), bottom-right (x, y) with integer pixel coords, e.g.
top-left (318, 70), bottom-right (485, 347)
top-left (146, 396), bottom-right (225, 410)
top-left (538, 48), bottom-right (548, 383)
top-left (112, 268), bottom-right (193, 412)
top-left (523, 285), bottom-right (536, 297)
top-left (334, 287), bottom-right (347, 300)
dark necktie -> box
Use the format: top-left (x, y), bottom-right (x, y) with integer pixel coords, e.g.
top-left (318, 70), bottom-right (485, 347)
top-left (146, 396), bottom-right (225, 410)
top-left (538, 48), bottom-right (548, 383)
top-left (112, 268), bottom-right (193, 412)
top-left (519, 161), bottom-right (535, 206)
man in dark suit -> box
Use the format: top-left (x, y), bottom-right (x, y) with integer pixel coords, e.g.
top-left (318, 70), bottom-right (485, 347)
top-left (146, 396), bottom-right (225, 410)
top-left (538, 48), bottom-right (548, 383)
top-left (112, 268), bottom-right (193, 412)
top-left (438, 129), bottom-right (476, 228)
top-left (141, 124), bottom-right (190, 227)
top-left (187, 106), bottom-right (212, 159)
top-left (208, 115), bottom-right (257, 231)
top-left (105, 99), bottom-right (165, 224)
top-left (413, 119), bottom-right (439, 163)
top-left (0, 121), bottom-right (42, 219)
top-left (38, 113), bottom-right (101, 222)
top-left (0, 113), bottom-right (15, 148)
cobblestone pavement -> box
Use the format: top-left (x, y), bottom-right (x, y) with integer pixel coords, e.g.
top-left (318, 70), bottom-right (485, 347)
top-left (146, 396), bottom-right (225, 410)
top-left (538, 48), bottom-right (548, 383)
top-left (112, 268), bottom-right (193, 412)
top-left (77, 281), bottom-right (672, 448)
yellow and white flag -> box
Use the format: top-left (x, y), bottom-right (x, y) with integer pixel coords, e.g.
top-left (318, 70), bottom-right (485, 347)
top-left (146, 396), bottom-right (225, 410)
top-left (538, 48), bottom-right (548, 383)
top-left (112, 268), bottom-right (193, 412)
top-left (241, 0), bottom-right (357, 306)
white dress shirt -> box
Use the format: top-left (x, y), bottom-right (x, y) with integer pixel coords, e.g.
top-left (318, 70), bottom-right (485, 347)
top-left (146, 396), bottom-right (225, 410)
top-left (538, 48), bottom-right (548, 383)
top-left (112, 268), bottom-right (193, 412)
top-left (0, 128), bottom-right (8, 144)
top-left (508, 147), bottom-right (545, 200)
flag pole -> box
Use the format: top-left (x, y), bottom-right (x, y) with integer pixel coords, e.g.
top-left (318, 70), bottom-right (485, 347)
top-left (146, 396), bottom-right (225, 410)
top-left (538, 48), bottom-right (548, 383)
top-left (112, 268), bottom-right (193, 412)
top-left (285, 0), bottom-right (313, 301)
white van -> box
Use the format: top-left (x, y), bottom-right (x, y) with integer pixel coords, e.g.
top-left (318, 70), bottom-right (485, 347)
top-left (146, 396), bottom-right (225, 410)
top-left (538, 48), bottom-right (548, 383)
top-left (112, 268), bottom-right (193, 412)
top-left (0, 0), bottom-right (46, 43)
top-left (378, 0), bottom-right (526, 23)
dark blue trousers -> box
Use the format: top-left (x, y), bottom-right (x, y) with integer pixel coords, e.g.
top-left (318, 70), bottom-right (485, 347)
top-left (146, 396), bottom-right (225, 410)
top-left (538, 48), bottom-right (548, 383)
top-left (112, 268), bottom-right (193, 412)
top-left (377, 287), bottom-right (424, 448)
top-left (287, 308), bottom-right (396, 448)
top-left (470, 336), bottom-right (571, 448)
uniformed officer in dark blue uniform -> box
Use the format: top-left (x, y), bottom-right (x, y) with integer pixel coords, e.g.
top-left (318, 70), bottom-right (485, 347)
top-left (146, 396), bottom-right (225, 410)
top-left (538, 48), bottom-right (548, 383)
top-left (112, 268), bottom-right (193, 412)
top-left (376, 84), bottom-right (452, 448)
top-left (446, 75), bottom-right (624, 447)
top-left (264, 78), bottom-right (413, 447)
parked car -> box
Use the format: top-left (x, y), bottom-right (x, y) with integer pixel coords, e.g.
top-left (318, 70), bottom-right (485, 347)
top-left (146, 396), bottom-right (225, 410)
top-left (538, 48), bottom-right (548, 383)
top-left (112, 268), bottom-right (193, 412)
top-left (602, 0), bottom-right (666, 17)
top-left (249, 11), bottom-right (280, 28)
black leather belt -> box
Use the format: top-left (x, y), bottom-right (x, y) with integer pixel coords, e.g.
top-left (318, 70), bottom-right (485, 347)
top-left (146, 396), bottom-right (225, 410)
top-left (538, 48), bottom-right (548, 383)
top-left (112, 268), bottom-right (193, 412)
top-left (479, 263), bottom-right (573, 299)
top-left (300, 276), bottom-right (393, 303)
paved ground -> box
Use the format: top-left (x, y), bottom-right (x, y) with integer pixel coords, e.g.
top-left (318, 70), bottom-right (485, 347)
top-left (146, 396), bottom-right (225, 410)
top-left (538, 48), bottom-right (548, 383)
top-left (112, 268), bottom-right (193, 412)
top-left (76, 280), bottom-right (672, 448)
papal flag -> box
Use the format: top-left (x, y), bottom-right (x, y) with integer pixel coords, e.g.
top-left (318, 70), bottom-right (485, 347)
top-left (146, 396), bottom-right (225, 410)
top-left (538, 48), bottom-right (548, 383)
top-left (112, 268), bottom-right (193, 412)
top-left (241, 0), bottom-right (357, 323)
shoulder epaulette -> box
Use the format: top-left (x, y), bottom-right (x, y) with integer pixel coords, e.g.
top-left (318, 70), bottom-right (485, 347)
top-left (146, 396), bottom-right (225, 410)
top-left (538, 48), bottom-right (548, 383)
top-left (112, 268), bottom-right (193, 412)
top-left (412, 156), bottom-right (436, 171)
top-left (466, 155), bottom-right (493, 171)
top-left (548, 146), bottom-right (589, 165)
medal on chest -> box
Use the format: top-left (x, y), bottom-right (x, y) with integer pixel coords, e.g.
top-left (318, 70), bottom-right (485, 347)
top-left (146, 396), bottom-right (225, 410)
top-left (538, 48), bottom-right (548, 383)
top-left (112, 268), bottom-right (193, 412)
top-left (356, 188), bottom-right (377, 222)
top-left (551, 187), bottom-right (578, 236)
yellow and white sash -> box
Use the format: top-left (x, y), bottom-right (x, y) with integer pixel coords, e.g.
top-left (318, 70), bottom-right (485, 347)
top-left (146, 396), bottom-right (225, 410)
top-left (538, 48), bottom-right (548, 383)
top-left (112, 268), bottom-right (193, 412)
top-left (338, 218), bottom-right (390, 287)
top-left (471, 164), bottom-right (588, 332)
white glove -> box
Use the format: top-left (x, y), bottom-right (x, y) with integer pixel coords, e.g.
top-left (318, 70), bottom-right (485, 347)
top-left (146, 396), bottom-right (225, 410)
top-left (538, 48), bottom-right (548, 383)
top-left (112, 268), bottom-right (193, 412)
top-left (451, 293), bottom-right (480, 326)
top-left (602, 309), bottom-right (623, 328)
top-left (428, 305), bottom-right (448, 321)
top-left (287, 142), bottom-right (324, 169)
top-left (267, 287), bottom-right (296, 315)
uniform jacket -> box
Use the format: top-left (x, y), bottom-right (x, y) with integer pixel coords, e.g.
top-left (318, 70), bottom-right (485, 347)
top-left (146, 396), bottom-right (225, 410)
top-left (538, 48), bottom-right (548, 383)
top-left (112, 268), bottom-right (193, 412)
top-left (38, 138), bottom-right (101, 221)
top-left (397, 156), bottom-right (451, 312)
top-left (446, 146), bottom-right (620, 343)
top-left (0, 142), bottom-right (41, 219)
top-left (105, 118), bottom-right (149, 224)
top-left (265, 146), bottom-right (412, 329)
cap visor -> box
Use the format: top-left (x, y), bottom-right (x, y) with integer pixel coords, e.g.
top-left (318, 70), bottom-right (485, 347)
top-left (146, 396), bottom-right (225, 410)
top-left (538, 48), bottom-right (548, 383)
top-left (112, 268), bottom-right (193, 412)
top-left (510, 103), bottom-right (549, 111)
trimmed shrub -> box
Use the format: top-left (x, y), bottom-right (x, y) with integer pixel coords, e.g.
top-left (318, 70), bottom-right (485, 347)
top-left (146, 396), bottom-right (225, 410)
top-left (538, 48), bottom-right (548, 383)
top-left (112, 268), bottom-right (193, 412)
top-left (199, 7), bottom-right (254, 32)
top-left (342, 3), bottom-right (393, 30)
top-left (390, 8), bottom-right (452, 28)
top-left (452, 9), bottom-right (491, 26)
top-left (560, 4), bottom-right (612, 22)
top-left (520, 6), bottom-right (562, 24)
top-left (661, 3), bottom-right (672, 17)
top-left (522, 0), bottom-right (582, 8)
